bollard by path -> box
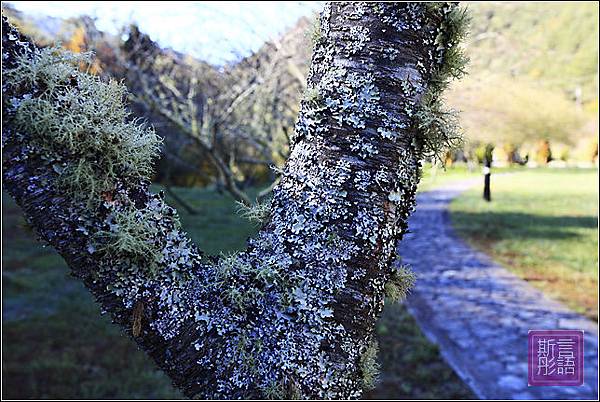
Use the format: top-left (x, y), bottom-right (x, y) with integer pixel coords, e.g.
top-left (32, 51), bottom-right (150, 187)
top-left (483, 144), bottom-right (494, 202)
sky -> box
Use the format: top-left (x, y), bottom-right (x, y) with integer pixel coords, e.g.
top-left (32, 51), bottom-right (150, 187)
top-left (6, 1), bottom-right (323, 64)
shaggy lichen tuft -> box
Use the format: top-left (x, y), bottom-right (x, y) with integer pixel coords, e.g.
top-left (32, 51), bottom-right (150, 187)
top-left (236, 200), bottom-right (271, 225)
top-left (359, 338), bottom-right (381, 391)
top-left (414, 3), bottom-right (470, 164)
top-left (5, 47), bottom-right (161, 207)
top-left (384, 264), bottom-right (416, 303)
top-left (93, 204), bottom-right (174, 275)
top-left (261, 379), bottom-right (285, 400)
top-left (302, 86), bottom-right (323, 107)
top-left (307, 15), bottom-right (324, 46)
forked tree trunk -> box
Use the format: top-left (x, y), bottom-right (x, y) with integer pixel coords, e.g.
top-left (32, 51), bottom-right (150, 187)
top-left (2, 3), bottom-right (466, 399)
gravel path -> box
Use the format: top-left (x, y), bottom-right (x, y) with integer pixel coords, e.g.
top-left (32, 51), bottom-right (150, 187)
top-left (400, 179), bottom-right (598, 400)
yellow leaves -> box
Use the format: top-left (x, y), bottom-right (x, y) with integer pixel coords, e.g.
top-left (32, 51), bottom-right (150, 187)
top-left (65, 26), bottom-right (87, 54)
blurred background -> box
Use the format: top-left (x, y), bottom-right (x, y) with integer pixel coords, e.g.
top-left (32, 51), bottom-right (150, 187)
top-left (2, 1), bottom-right (598, 399)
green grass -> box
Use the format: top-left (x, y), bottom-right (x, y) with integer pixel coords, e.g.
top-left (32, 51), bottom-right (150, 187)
top-left (149, 185), bottom-right (258, 254)
top-left (450, 168), bottom-right (599, 321)
top-left (2, 185), bottom-right (473, 399)
top-left (417, 163), bottom-right (522, 192)
top-left (418, 163), bottom-right (479, 192)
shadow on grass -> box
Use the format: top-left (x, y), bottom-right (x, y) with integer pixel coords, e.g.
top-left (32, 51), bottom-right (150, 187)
top-left (451, 211), bottom-right (598, 240)
top-left (364, 302), bottom-right (475, 400)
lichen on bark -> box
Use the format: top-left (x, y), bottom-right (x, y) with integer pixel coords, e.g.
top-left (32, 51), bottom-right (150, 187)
top-left (2, 2), bottom-right (468, 399)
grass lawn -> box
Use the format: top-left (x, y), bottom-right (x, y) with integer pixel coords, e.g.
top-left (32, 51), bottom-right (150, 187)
top-left (450, 168), bottom-right (599, 321)
top-left (2, 186), bottom-right (473, 399)
top-left (417, 163), bottom-right (522, 192)
top-left (418, 163), bottom-right (480, 192)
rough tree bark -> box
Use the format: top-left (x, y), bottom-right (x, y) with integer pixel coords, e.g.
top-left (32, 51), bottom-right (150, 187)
top-left (2, 3), bottom-right (467, 399)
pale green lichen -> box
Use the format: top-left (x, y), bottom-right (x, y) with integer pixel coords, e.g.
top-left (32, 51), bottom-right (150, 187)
top-left (413, 97), bottom-right (462, 162)
top-left (236, 200), bottom-right (271, 225)
top-left (308, 15), bottom-right (323, 46)
top-left (261, 380), bottom-right (285, 400)
top-left (214, 251), bottom-right (291, 313)
top-left (384, 264), bottom-right (416, 303)
top-left (6, 47), bottom-right (161, 207)
top-left (359, 338), bottom-right (380, 391)
top-left (93, 205), bottom-right (168, 275)
top-left (302, 86), bottom-right (323, 107)
top-left (415, 4), bottom-right (470, 164)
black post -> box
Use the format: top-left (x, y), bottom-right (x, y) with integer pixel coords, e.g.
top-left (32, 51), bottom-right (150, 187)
top-left (483, 143), bottom-right (493, 202)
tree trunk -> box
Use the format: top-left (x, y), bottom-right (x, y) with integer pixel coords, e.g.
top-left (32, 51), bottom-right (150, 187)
top-left (2, 3), bottom-right (467, 399)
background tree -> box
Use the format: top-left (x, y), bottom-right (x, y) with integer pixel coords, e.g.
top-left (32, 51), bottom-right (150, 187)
top-left (0, 3), bottom-right (313, 204)
top-left (447, 2), bottom-right (598, 165)
top-left (119, 21), bottom-right (312, 205)
top-left (2, 2), bottom-right (468, 399)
